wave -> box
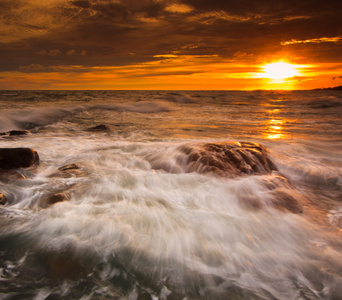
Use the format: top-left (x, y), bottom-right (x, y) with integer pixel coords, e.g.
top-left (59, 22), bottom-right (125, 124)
top-left (1, 89), bottom-right (341, 299)
top-left (0, 101), bottom-right (173, 131)
top-left (0, 162), bottom-right (338, 299)
top-left (90, 100), bottom-right (173, 113)
top-left (308, 97), bottom-right (342, 109)
top-left (0, 106), bottom-right (84, 131)
top-left (160, 92), bottom-right (196, 103)
top-left (272, 142), bottom-right (342, 189)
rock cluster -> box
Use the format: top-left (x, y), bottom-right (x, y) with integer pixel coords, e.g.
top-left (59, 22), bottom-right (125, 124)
top-left (147, 141), bottom-right (305, 214)
top-left (0, 142), bottom-right (304, 214)
top-left (0, 147), bottom-right (87, 208)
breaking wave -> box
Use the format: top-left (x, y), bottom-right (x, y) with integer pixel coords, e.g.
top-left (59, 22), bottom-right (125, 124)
top-left (0, 101), bottom-right (173, 132)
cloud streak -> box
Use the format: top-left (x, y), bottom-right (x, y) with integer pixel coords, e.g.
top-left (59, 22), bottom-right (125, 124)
top-left (281, 36), bottom-right (342, 45)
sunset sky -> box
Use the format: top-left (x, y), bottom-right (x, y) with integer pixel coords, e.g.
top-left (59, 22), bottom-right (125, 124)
top-left (0, 0), bottom-right (341, 90)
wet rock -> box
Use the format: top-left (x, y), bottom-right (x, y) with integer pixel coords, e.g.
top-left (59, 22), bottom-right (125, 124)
top-left (0, 193), bottom-right (7, 205)
top-left (194, 141), bottom-right (277, 176)
top-left (0, 148), bottom-right (39, 169)
top-left (58, 163), bottom-right (82, 172)
top-left (0, 169), bottom-right (26, 183)
top-left (40, 192), bottom-right (70, 208)
top-left (49, 163), bottom-right (86, 178)
top-left (85, 124), bottom-right (111, 132)
top-left (46, 252), bottom-right (83, 280)
top-left (155, 141), bottom-right (277, 177)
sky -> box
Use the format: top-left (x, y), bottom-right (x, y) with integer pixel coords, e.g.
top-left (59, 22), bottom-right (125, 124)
top-left (0, 0), bottom-right (341, 90)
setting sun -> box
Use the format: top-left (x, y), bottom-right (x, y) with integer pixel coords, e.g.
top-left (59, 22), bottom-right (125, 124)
top-left (262, 62), bottom-right (300, 80)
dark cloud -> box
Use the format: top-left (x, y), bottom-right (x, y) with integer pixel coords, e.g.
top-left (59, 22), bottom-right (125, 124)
top-left (19, 64), bottom-right (46, 72)
top-left (71, 0), bottom-right (91, 9)
top-left (182, 0), bottom-right (342, 16)
top-left (0, 0), bottom-right (341, 73)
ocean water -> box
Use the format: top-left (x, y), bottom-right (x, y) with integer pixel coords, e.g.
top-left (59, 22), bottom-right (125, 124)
top-left (0, 90), bottom-right (341, 299)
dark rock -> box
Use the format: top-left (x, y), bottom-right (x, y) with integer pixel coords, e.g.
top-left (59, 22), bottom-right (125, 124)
top-left (8, 130), bottom-right (31, 136)
top-left (0, 169), bottom-right (26, 183)
top-left (0, 148), bottom-right (39, 169)
top-left (40, 192), bottom-right (70, 208)
top-left (0, 193), bottom-right (7, 205)
top-left (85, 124), bottom-right (111, 132)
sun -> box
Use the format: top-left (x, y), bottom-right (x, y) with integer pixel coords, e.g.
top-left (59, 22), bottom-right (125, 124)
top-left (262, 62), bottom-right (299, 80)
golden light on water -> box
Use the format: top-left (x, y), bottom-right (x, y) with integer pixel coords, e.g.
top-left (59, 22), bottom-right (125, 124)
top-left (264, 118), bottom-right (287, 139)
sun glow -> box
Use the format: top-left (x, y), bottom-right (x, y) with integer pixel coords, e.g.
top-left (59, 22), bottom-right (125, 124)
top-left (262, 62), bottom-right (300, 80)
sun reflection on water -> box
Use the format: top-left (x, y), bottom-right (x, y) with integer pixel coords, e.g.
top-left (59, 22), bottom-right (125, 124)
top-left (264, 118), bottom-right (287, 139)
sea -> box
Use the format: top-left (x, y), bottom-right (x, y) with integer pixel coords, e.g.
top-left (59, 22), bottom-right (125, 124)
top-left (0, 90), bottom-right (341, 300)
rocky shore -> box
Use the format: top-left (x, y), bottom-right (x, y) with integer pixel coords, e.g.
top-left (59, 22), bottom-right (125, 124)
top-left (0, 140), bottom-right (304, 213)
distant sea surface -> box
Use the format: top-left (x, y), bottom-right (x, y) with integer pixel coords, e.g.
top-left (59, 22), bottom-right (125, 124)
top-left (0, 90), bottom-right (341, 299)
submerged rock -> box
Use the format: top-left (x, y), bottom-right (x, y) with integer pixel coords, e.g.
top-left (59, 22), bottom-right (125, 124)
top-left (0, 169), bottom-right (26, 183)
top-left (260, 175), bottom-right (304, 214)
top-left (239, 175), bottom-right (305, 214)
top-left (58, 163), bottom-right (82, 172)
top-left (271, 190), bottom-right (304, 214)
top-left (0, 193), bottom-right (7, 205)
top-left (0, 148), bottom-right (39, 169)
top-left (45, 252), bottom-right (83, 280)
top-left (40, 192), bottom-right (70, 208)
top-left (49, 163), bottom-right (86, 178)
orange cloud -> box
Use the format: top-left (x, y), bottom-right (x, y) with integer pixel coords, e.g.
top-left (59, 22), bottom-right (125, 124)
top-left (165, 3), bottom-right (193, 13)
top-left (1, 52), bottom-right (342, 90)
top-left (0, 54), bottom-right (316, 90)
top-left (281, 36), bottom-right (342, 45)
